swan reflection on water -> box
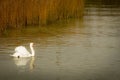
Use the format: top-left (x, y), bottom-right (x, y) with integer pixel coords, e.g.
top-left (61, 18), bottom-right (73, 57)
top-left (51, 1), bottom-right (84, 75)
top-left (13, 57), bottom-right (35, 71)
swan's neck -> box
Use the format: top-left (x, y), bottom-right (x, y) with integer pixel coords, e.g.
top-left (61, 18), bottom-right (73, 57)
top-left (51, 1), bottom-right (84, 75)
top-left (30, 45), bottom-right (35, 56)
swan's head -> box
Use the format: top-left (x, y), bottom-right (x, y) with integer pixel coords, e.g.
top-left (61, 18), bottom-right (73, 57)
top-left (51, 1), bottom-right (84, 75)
top-left (30, 43), bottom-right (34, 47)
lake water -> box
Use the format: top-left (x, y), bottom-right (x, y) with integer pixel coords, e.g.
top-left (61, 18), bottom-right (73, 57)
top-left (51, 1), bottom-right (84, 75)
top-left (0, 0), bottom-right (120, 80)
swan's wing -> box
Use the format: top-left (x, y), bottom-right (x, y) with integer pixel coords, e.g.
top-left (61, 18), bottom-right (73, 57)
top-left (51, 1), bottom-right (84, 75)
top-left (15, 46), bottom-right (30, 54)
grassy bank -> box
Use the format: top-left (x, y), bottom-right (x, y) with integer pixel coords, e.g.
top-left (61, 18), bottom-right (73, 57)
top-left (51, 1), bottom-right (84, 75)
top-left (0, 0), bottom-right (84, 33)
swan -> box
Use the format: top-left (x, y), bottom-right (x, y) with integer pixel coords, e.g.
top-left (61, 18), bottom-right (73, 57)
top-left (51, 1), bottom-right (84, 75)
top-left (11, 43), bottom-right (35, 58)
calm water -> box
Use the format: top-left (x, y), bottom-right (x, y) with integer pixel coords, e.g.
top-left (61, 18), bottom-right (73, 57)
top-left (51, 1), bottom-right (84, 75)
top-left (0, 1), bottom-right (120, 80)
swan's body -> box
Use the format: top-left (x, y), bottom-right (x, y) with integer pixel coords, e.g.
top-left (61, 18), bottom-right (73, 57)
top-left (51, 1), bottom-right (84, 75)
top-left (11, 43), bottom-right (35, 58)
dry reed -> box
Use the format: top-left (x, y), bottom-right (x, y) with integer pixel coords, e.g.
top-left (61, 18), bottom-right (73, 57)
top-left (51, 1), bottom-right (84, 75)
top-left (0, 0), bottom-right (84, 32)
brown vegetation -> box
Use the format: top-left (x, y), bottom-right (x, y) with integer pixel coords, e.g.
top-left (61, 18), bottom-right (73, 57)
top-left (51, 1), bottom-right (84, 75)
top-left (0, 0), bottom-right (84, 32)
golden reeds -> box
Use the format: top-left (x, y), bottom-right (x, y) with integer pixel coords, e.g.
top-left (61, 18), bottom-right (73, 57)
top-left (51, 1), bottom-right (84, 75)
top-left (0, 0), bottom-right (84, 32)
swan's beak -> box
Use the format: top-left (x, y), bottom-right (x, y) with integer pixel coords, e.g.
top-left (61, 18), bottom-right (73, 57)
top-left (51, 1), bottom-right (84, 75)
top-left (32, 44), bottom-right (35, 47)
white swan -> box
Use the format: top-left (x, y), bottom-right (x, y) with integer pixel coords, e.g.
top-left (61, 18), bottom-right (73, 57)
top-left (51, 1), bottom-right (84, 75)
top-left (11, 43), bottom-right (35, 58)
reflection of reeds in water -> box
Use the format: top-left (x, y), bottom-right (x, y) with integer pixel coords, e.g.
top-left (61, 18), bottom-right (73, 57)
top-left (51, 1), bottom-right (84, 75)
top-left (13, 57), bottom-right (35, 71)
top-left (0, 0), bottom-right (84, 32)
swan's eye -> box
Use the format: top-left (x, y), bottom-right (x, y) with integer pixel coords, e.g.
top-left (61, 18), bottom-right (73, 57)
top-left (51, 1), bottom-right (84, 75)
top-left (18, 56), bottom-right (20, 58)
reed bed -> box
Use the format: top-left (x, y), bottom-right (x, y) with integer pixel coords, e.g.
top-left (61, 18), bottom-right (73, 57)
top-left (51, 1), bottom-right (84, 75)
top-left (0, 0), bottom-right (84, 32)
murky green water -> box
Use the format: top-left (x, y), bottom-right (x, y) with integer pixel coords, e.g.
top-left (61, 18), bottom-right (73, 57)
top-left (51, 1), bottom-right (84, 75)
top-left (0, 0), bottom-right (120, 80)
